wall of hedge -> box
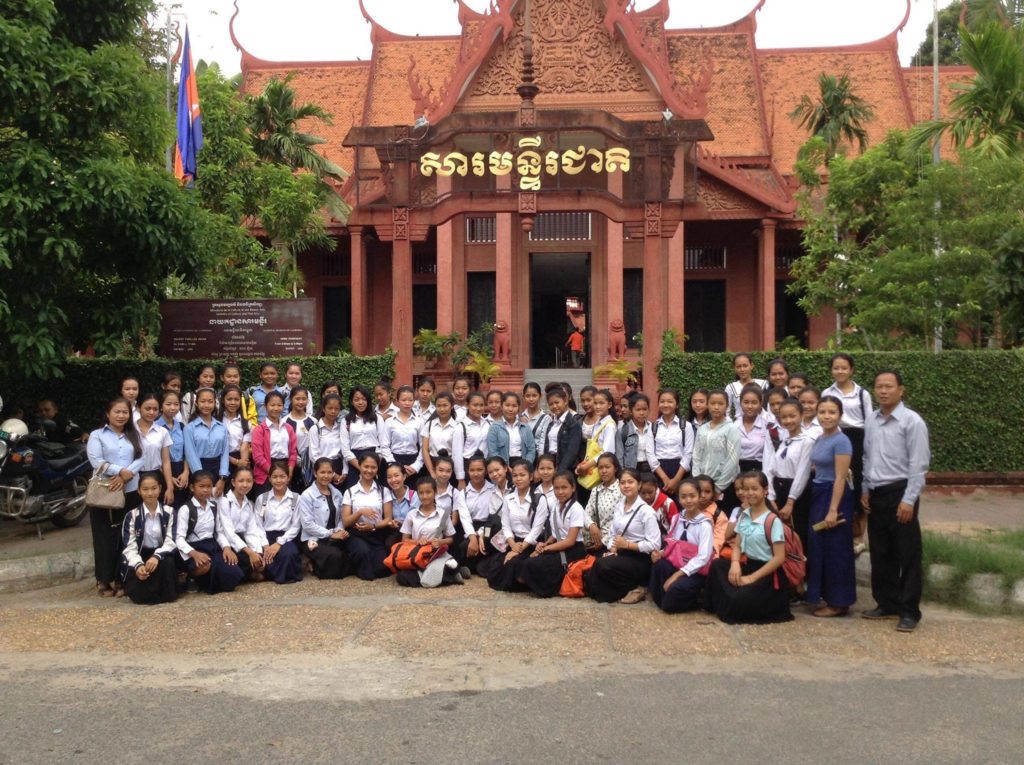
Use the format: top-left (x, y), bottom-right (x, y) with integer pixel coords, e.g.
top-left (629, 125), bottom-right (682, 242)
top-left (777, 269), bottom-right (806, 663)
top-left (657, 350), bottom-right (1024, 474)
top-left (0, 353), bottom-right (395, 432)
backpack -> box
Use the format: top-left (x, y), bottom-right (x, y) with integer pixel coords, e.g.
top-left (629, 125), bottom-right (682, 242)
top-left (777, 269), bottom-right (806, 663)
top-left (767, 421), bottom-right (781, 451)
top-left (763, 512), bottom-right (805, 590)
top-left (182, 500), bottom-right (217, 539)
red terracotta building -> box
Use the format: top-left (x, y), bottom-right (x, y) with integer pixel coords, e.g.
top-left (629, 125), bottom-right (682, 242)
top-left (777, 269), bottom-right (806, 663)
top-left (234, 0), bottom-right (972, 387)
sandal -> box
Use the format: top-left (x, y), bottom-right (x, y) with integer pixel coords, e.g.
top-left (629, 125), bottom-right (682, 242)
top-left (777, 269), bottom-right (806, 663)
top-left (96, 582), bottom-right (114, 597)
top-left (618, 586), bottom-right (648, 605)
top-left (812, 605), bottom-right (849, 618)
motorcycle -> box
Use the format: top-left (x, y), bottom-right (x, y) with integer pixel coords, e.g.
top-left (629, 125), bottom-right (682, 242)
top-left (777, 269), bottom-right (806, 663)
top-left (0, 414), bottom-right (92, 528)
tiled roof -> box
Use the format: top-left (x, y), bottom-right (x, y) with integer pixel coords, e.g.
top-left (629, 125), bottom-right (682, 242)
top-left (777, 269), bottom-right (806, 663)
top-left (367, 39), bottom-right (461, 127)
top-left (240, 62), bottom-right (371, 177)
top-left (759, 47), bottom-right (913, 174)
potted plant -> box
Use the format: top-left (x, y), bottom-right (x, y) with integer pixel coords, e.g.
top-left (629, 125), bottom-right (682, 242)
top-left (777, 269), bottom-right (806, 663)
top-left (462, 350), bottom-right (502, 387)
top-left (594, 358), bottom-right (639, 386)
top-left (413, 329), bottom-right (461, 368)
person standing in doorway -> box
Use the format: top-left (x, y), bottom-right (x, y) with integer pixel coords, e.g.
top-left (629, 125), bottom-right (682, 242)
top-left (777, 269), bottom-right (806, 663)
top-left (861, 370), bottom-right (930, 633)
top-left (566, 328), bottom-right (586, 368)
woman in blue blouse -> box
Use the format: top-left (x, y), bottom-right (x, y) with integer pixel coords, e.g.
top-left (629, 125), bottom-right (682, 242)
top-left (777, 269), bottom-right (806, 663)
top-left (807, 395), bottom-right (857, 617)
top-left (183, 388), bottom-right (230, 498)
top-left (86, 398), bottom-right (144, 597)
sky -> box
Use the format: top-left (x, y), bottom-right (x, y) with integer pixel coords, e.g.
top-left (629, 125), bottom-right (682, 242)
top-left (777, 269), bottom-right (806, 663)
top-left (166, 0), bottom-right (959, 74)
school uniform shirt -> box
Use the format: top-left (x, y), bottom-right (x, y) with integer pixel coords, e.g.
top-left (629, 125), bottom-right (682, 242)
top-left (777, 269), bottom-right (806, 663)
top-left (862, 402), bottom-right (931, 506)
top-left (298, 484), bottom-right (346, 542)
top-left (342, 414), bottom-right (391, 464)
top-left (665, 513), bottom-right (714, 576)
top-left (735, 507), bottom-right (785, 562)
top-left (391, 487), bottom-right (420, 523)
top-left (412, 401), bottom-right (435, 420)
top-left (217, 492), bottom-right (263, 552)
top-left (544, 411), bottom-right (569, 455)
top-left (452, 403), bottom-right (468, 421)
top-left (725, 379), bottom-right (768, 421)
top-left (183, 418), bottom-right (230, 478)
top-left (221, 414), bottom-right (251, 454)
top-left (801, 419), bottom-right (824, 440)
top-left (87, 425), bottom-right (145, 493)
top-left (376, 402), bottom-right (400, 420)
top-left (136, 422), bottom-right (172, 472)
top-left (607, 498), bottom-right (661, 554)
top-left (436, 486), bottom-right (474, 537)
top-left (536, 483), bottom-right (556, 518)
top-left (158, 418), bottom-right (186, 463)
top-left (644, 416), bottom-right (694, 474)
top-left (521, 410), bottom-right (551, 442)
top-left (500, 489), bottom-right (548, 545)
top-left (464, 482), bottom-right (500, 523)
top-left (285, 415), bottom-right (315, 458)
top-left (254, 489), bottom-right (301, 544)
top-left (764, 432), bottom-right (815, 503)
top-left (308, 418), bottom-right (345, 463)
top-left (421, 417), bottom-right (466, 480)
top-left (548, 500), bottom-right (586, 542)
top-left (385, 414), bottom-right (425, 471)
top-left (342, 482), bottom-right (395, 526)
top-left (737, 414), bottom-right (773, 464)
top-left (400, 505), bottom-right (457, 540)
top-left (176, 498), bottom-right (218, 560)
top-left (584, 480), bottom-right (623, 546)
top-left (821, 382), bottom-right (873, 429)
top-left (122, 504), bottom-right (176, 570)
top-left (462, 418), bottom-right (490, 460)
top-left (691, 421), bottom-right (741, 493)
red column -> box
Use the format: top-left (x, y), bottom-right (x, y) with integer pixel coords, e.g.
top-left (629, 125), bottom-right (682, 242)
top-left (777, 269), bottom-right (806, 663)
top-left (350, 226), bottom-right (365, 355)
top-left (642, 203), bottom-right (666, 391)
top-left (392, 209), bottom-right (414, 384)
top-left (667, 221), bottom-right (685, 342)
top-left (496, 211), bottom-right (513, 364)
top-left (758, 219), bottom-right (777, 351)
top-left (436, 176), bottom-right (454, 334)
top-left (605, 173), bottom-right (624, 366)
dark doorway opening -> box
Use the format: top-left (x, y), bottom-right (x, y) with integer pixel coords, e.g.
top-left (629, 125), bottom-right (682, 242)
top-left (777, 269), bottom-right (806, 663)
top-left (776, 280), bottom-right (809, 348)
top-left (530, 253), bottom-right (590, 368)
top-left (684, 280), bottom-right (726, 352)
top-left (323, 286), bottom-right (352, 354)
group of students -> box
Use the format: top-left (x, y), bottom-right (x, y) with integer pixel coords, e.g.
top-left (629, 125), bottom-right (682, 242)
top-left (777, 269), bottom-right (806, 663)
top-left (83, 353), bottom-right (931, 631)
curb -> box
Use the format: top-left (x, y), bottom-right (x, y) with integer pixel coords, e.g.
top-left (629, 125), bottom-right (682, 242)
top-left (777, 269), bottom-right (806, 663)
top-left (0, 549), bottom-right (94, 594)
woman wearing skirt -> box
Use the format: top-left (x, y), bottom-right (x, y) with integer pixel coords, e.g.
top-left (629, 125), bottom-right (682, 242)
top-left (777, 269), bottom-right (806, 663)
top-left (584, 469), bottom-right (662, 604)
top-left (298, 458), bottom-right (367, 580)
top-left (120, 474), bottom-right (178, 605)
top-left (487, 459), bottom-right (548, 591)
top-left (705, 472), bottom-right (793, 624)
top-left (254, 464), bottom-right (304, 584)
top-left (649, 478), bottom-right (714, 614)
top-left (806, 396), bottom-right (857, 616)
top-left (518, 471), bottom-right (588, 598)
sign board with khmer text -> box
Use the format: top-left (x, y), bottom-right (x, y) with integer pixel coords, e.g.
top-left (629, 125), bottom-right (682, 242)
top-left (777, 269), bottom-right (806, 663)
top-left (159, 299), bottom-right (318, 359)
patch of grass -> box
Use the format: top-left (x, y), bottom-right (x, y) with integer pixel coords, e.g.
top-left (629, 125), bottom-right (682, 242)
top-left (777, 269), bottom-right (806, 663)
top-left (978, 529), bottom-right (1024, 552)
top-left (922, 531), bottom-right (1024, 614)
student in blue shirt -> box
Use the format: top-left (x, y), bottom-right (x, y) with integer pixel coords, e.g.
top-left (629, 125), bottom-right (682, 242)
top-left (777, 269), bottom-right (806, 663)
top-left (384, 462), bottom-right (418, 550)
top-left (86, 397), bottom-right (144, 598)
top-left (248, 362), bottom-right (280, 423)
top-left (183, 388), bottom-right (230, 498)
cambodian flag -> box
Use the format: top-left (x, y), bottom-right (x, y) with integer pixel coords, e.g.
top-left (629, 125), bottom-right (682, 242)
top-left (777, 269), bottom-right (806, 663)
top-left (173, 27), bottom-right (203, 184)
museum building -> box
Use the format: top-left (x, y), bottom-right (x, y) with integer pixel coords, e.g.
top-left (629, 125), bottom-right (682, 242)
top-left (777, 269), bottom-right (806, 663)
top-left (233, 0), bottom-right (972, 386)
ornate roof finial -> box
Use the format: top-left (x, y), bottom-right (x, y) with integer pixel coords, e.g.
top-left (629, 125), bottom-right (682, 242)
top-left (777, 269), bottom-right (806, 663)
top-left (517, 0), bottom-right (539, 105)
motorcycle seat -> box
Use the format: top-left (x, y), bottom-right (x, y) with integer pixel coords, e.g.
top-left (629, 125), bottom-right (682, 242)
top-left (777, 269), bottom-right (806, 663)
top-left (43, 444), bottom-right (89, 472)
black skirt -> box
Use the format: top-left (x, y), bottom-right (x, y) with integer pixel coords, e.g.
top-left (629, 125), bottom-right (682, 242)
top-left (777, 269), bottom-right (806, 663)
top-left (584, 549), bottom-right (652, 603)
top-left (656, 458), bottom-right (681, 487)
top-left (263, 530), bottom-right (303, 584)
top-left (186, 538), bottom-right (246, 594)
top-left (704, 557), bottom-right (793, 624)
top-left (122, 547), bottom-right (178, 605)
top-left (486, 535), bottom-right (529, 592)
top-left (169, 460), bottom-right (189, 508)
top-left (519, 543), bottom-right (586, 598)
top-left (739, 458), bottom-right (763, 474)
top-left (841, 426), bottom-right (865, 514)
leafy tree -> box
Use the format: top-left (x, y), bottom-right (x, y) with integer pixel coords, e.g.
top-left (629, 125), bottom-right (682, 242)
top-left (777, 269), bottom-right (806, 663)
top-left (790, 133), bottom-right (1024, 349)
top-left (789, 73), bottom-right (876, 160)
top-left (993, 222), bottom-right (1024, 344)
top-left (0, 0), bottom-right (209, 378)
top-left (910, 22), bottom-right (1024, 158)
top-left (963, 0), bottom-right (1024, 28)
top-left (914, 4), bottom-right (966, 66)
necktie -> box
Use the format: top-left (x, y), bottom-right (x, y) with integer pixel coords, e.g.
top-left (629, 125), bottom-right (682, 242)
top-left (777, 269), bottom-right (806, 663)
top-left (325, 492), bottom-right (337, 530)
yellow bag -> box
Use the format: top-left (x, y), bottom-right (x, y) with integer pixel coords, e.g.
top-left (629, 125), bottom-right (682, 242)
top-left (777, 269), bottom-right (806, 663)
top-left (577, 421), bottom-right (613, 490)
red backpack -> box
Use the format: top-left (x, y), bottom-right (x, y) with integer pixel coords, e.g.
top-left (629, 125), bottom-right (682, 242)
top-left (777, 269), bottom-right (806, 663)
top-left (764, 512), bottom-right (806, 590)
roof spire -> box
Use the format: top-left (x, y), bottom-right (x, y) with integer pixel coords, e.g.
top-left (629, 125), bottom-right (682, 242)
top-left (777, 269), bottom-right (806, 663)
top-left (517, 0), bottom-right (539, 109)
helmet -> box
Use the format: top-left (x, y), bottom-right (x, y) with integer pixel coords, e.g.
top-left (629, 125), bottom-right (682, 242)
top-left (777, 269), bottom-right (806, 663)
top-left (1, 418), bottom-right (29, 439)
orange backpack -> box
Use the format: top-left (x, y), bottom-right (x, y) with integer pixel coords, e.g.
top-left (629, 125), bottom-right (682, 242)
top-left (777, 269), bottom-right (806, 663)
top-left (559, 554), bottom-right (597, 598)
top-left (384, 541), bottom-right (447, 573)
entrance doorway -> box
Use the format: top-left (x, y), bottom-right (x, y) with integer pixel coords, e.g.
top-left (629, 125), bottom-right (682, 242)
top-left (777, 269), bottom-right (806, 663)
top-left (530, 253), bottom-right (590, 368)
top-left (685, 280), bottom-right (726, 352)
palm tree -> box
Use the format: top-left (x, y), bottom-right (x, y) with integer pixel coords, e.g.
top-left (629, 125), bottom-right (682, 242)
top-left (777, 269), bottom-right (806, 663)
top-left (964, 0), bottom-right (1023, 29)
top-left (909, 22), bottom-right (1024, 158)
top-left (789, 73), bottom-right (876, 160)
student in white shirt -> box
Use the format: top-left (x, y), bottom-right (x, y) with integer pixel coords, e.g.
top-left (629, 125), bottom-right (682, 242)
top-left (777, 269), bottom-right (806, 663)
top-left (385, 463), bottom-right (420, 549)
top-left (519, 381), bottom-right (550, 439)
top-left (619, 392), bottom-right (651, 472)
top-left (584, 468), bottom-right (662, 604)
top-left (736, 383), bottom-right (773, 473)
top-left (298, 457), bottom-right (367, 580)
top-left (725, 353), bottom-right (767, 421)
top-left (341, 452), bottom-right (395, 580)
top-left (284, 386), bottom-right (316, 493)
top-left (120, 376), bottom-right (140, 422)
top-left (253, 463), bottom-right (303, 584)
top-left (451, 375), bottom-right (472, 421)
top-left (341, 385), bottom-right (390, 489)
top-left (799, 387), bottom-right (824, 440)
top-left (373, 378), bottom-right (400, 421)
top-left (484, 389), bottom-right (503, 424)
top-left (574, 389), bottom-right (618, 501)
top-left (766, 358), bottom-right (791, 394)
top-left (175, 471), bottom-right (246, 594)
top-left (219, 385), bottom-right (252, 476)
top-left (518, 470), bottom-right (588, 598)
top-left (412, 377), bottom-right (436, 420)
top-left (217, 468), bottom-right (265, 582)
top-left (307, 394), bottom-right (347, 486)
top-left (385, 386), bottom-right (424, 486)
top-left (764, 398), bottom-right (815, 551)
top-left (486, 458), bottom-right (548, 591)
top-left (396, 476), bottom-right (458, 588)
top-left (432, 456), bottom-right (473, 569)
top-left (533, 454), bottom-right (557, 511)
top-left (644, 389), bottom-right (694, 495)
top-left (135, 393), bottom-right (174, 505)
top-left (120, 473), bottom-right (178, 605)
top-left (461, 392), bottom-right (491, 467)
top-left (421, 393), bottom-right (466, 486)
top-left (460, 454), bottom-right (504, 574)
top-left (649, 478), bottom-right (714, 613)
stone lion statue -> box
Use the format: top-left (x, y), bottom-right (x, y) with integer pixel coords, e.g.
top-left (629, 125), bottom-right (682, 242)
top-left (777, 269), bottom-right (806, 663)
top-left (608, 319), bottom-right (627, 360)
top-left (493, 320), bottom-right (511, 363)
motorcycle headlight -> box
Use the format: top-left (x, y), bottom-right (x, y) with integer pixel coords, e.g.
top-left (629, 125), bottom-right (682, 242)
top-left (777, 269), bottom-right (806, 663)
top-left (0, 441), bottom-right (8, 461)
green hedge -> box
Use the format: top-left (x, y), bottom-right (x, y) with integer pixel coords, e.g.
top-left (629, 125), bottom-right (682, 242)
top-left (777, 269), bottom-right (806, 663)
top-left (657, 350), bottom-right (1024, 474)
top-left (0, 353), bottom-right (395, 431)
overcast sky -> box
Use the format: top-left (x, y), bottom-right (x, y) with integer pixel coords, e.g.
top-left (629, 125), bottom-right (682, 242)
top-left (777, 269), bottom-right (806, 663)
top-left (169, 0), bottom-right (958, 73)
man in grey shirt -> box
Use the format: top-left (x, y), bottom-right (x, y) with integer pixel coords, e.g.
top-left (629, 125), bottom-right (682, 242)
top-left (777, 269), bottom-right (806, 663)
top-left (860, 370), bottom-right (931, 632)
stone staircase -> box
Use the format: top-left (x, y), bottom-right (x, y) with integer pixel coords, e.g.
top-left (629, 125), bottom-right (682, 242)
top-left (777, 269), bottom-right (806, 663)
top-left (524, 368), bottom-right (595, 405)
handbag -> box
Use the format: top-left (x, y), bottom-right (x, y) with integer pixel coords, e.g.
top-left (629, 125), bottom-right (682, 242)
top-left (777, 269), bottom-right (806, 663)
top-left (85, 462), bottom-right (126, 510)
top-left (577, 421), bottom-right (613, 490)
top-left (662, 516), bottom-right (712, 575)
